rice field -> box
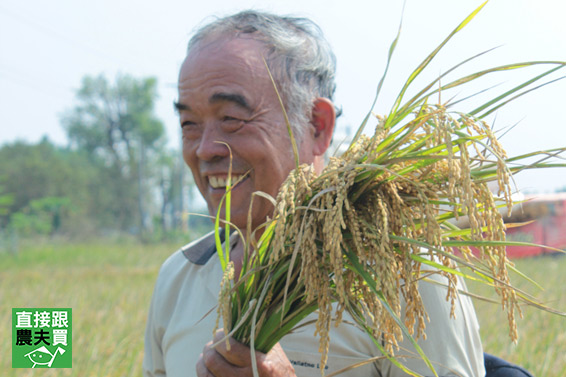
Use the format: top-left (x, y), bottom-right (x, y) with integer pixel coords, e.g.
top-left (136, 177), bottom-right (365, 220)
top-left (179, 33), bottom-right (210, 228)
top-left (469, 254), bottom-right (566, 376)
top-left (0, 241), bottom-right (564, 376)
top-left (0, 240), bottom-right (177, 377)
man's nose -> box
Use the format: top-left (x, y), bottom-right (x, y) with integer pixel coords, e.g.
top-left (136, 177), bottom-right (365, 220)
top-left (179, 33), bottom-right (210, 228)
top-left (195, 123), bottom-right (231, 161)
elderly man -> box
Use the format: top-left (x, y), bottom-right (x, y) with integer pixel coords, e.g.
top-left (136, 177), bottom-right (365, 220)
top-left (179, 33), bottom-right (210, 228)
top-left (143, 10), bottom-right (485, 377)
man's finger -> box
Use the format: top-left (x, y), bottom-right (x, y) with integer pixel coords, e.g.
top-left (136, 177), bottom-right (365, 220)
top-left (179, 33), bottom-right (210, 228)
top-left (196, 353), bottom-right (215, 377)
top-left (212, 330), bottom-right (253, 367)
top-left (201, 341), bottom-right (253, 376)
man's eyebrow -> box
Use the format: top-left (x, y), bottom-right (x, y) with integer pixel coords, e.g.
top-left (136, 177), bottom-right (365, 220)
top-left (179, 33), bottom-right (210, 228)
top-left (210, 93), bottom-right (252, 111)
top-left (173, 101), bottom-right (190, 113)
top-left (174, 93), bottom-right (251, 113)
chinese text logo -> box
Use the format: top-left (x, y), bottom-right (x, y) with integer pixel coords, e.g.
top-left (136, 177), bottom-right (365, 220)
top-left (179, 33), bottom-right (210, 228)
top-left (12, 308), bottom-right (72, 368)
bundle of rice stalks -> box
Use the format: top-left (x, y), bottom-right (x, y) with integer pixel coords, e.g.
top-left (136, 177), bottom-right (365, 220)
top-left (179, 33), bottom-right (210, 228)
top-left (212, 2), bottom-right (566, 376)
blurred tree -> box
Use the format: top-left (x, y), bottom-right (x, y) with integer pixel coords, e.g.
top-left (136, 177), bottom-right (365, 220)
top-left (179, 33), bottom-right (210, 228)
top-left (154, 147), bottom-right (197, 234)
top-left (156, 149), bottom-right (176, 232)
top-left (0, 139), bottom-right (101, 234)
top-left (61, 74), bottom-right (166, 234)
top-left (10, 197), bottom-right (71, 236)
top-left (0, 184), bottom-right (14, 216)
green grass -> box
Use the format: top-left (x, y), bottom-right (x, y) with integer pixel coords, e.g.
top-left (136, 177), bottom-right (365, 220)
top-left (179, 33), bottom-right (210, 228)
top-left (0, 240), bottom-right (180, 377)
top-left (469, 255), bottom-right (566, 376)
top-left (1, 241), bottom-right (564, 376)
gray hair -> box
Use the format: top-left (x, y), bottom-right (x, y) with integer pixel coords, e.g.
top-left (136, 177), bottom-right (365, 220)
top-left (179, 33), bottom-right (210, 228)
top-left (187, 10), bottom-right (339, 142)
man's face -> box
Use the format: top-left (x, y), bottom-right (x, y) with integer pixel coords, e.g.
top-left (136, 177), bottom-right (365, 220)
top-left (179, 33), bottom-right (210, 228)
top-left (177, 37), bottom-right (316, 230)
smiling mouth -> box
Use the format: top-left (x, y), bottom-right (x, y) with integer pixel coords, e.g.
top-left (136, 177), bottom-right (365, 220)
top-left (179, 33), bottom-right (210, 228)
top-left (208, 175), bottom-right (246, 189)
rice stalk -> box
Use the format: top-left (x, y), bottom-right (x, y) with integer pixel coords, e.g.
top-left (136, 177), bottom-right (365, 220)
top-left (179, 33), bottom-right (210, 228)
top-left (212, 2), bottom-right (566, 376)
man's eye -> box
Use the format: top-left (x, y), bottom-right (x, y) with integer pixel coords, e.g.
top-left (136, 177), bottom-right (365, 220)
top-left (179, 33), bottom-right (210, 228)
top-left (181, 121), bottom-right (196, 128)
top-left (180, 121), bottom-right (201, 140)
top-left (221, 116), bottom-right (246, 132)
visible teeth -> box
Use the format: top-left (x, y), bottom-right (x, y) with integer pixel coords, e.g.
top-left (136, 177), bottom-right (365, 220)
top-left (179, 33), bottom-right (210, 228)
top-left (209, 175), bottom-right (242, 189)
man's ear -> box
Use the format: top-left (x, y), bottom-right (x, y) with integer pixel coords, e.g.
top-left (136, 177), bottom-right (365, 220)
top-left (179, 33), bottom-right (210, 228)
top-left (310, 98), bottom-right (335, 156)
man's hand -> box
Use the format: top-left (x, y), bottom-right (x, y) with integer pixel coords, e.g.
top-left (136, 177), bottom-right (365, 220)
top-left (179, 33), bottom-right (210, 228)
top-left (196, 330), bottom-right (296, 377)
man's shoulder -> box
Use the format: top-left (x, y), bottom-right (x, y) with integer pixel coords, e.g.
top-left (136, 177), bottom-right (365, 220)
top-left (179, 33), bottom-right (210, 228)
top-left (151, 229), bottom-right (223, 306)
top-left (161, 228), bottom-right (223, 270)
top-left (180, 228), bottom-right (224, 265)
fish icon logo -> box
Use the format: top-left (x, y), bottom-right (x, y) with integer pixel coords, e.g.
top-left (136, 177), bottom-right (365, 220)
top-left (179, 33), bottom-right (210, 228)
top-left (24, 346), bottom-right (66, 368)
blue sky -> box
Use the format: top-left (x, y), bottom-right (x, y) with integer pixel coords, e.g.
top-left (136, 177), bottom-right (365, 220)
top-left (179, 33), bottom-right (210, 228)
top-left (1, 0), bottom-right (565, 193)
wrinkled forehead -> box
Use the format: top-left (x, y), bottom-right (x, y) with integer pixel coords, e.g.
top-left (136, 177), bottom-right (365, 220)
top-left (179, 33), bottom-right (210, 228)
top-left (177, 37), bottom-right (281, 111)
top-left (189, 33), bottom-right (268, 61)
top-left (180, 36), bottom-right (269, 79)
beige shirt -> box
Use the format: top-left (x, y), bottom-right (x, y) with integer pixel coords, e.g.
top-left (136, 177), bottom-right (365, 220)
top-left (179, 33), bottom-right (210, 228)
top-left (143, 231), bottom-right (485, 377)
